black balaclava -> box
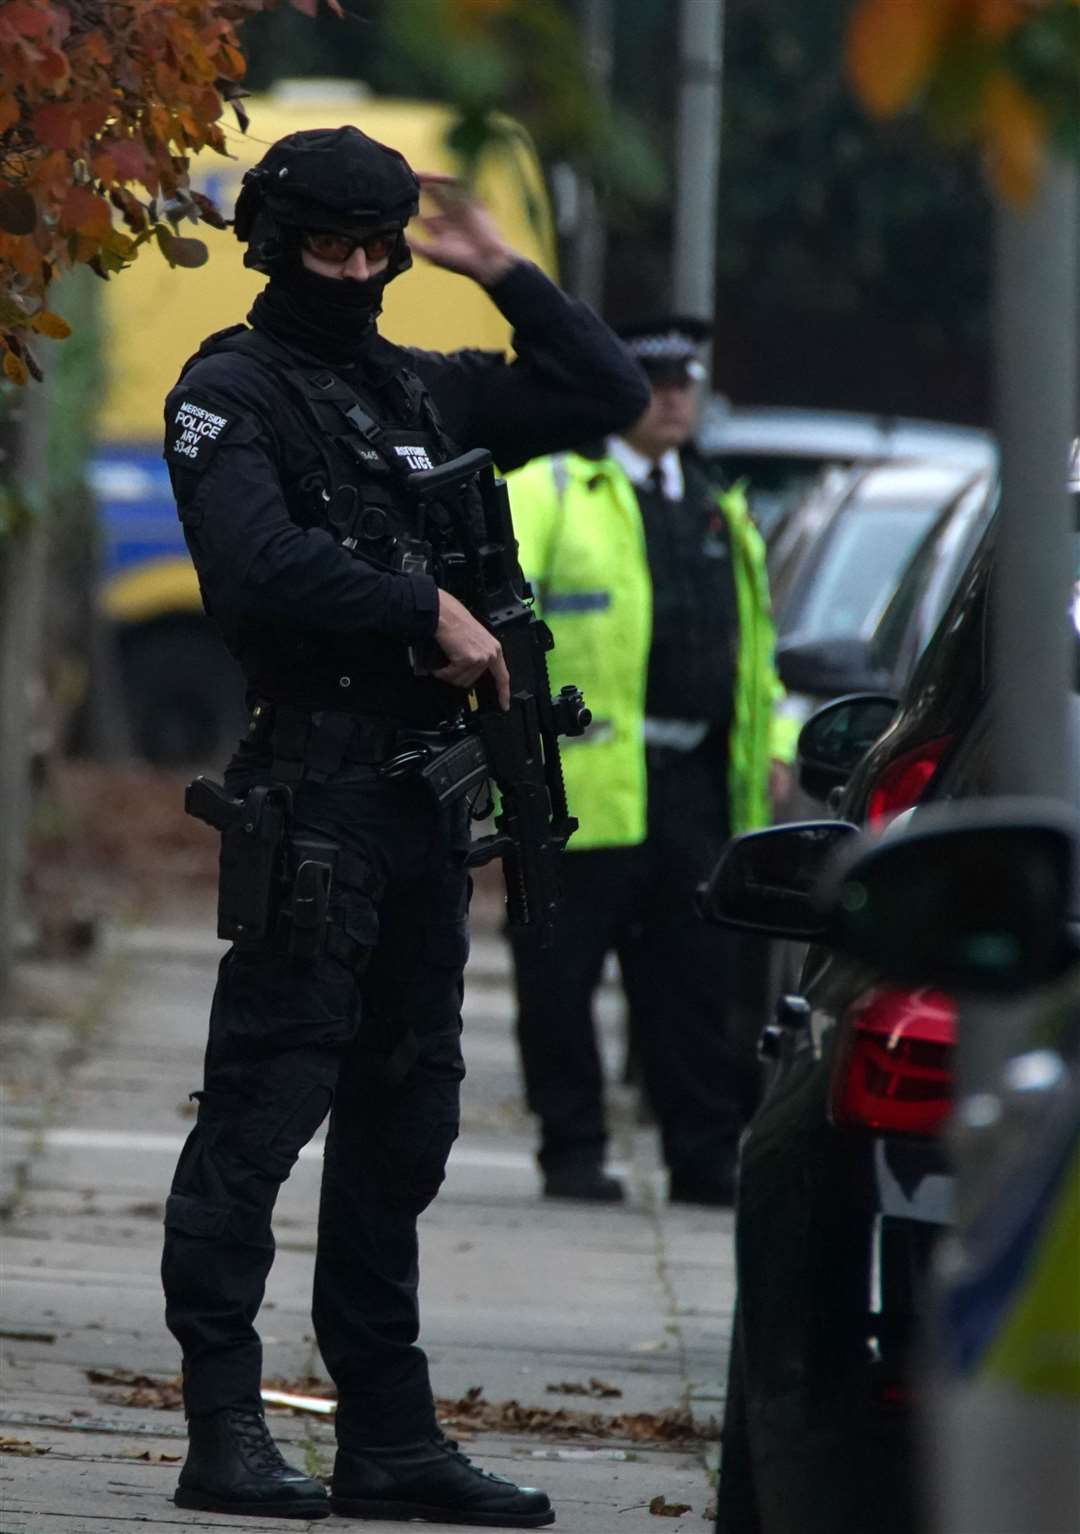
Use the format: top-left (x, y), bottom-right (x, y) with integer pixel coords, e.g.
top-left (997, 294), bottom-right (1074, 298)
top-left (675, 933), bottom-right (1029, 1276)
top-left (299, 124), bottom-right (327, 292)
top-left (234, 126), bottom-right (420, 365)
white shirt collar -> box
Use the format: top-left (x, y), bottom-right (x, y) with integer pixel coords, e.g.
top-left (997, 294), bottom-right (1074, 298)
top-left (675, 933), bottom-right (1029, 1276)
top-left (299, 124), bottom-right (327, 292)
top-left (606, 437), bottom-right (684, 501)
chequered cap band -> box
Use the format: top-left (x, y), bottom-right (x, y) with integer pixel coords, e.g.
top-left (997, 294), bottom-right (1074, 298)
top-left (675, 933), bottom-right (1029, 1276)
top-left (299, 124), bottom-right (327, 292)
top-left (624, 330), bottom-right (703, 363)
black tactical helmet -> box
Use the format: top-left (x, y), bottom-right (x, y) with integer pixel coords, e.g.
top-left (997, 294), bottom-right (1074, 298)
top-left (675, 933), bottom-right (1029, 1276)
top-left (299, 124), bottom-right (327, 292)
top-left (234, 126), bottom-right (421, 274)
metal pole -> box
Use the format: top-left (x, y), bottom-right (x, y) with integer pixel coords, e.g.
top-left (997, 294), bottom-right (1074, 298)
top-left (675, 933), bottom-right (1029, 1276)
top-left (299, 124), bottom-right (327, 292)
top-left (673, 0), bottom-right (724, 325)
top-left (568, 0), bottom-right (613, 307)
top-left (991, 161), bottom-right (1078, 808)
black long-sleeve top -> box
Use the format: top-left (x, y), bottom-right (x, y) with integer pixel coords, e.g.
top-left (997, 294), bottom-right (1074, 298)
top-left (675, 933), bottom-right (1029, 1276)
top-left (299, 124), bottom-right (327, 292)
top-left (164, 261), bottom-right (648, 721)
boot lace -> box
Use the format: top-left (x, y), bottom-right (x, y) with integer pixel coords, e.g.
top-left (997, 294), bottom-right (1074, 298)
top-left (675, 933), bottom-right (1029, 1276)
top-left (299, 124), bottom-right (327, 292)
top-left (434, 1431), bottom-right (508, 1485)
top-left (227, 1409), bottom-right (290, 1477)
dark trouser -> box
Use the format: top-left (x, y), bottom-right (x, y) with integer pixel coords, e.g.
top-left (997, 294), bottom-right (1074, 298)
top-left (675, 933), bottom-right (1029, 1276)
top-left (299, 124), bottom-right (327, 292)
top-left (161, 754), bottom-right (470, 1446)
top-left (510, 734), bottom-right (756, 1182)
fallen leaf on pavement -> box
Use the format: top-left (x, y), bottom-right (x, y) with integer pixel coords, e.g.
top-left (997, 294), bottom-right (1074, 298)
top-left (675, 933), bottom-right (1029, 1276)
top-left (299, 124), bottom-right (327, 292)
top-left (114, 1448), bottom-right (182, 1463)
top-left (86, 1367), bottom-right (184, 1410)
top-left (118, 1373), bottom-right (717, 1445)
top-left (437, 1387), bottom-right (715, 1443)
top-left (0, 1438), bottom-right (51, 1456)
top-left (545, 1378), bottom-right (623, 1398)
top-left (649, 1494), bottom-right (693, 1516)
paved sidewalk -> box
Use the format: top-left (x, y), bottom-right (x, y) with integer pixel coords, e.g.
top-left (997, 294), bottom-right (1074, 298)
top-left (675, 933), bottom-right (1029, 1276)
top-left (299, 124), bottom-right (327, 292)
top-left (1, 907), bottom-right (734, 1533)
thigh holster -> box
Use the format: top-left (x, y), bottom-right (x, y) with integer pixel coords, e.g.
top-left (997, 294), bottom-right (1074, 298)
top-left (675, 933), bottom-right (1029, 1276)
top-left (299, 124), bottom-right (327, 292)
top-left (186, 778), bottom-right (291, 947)
top-left (186, 776), bottom-right (369, 967)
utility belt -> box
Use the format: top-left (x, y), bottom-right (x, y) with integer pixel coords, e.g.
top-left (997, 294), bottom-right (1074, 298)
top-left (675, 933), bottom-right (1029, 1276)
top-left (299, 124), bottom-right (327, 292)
top-left (185, 701), bottom-right (490, 963)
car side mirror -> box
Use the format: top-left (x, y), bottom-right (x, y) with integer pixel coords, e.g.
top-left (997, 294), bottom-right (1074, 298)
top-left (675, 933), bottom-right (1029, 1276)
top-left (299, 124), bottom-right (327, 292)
top-left (777, 635), bottom-right (891, 699)
top-left (797, 692), bottom-right (898, 801)
top-left (699, 820), bottom-right (860, 939)
top-left (823, 800), bottom-right (1078, 996)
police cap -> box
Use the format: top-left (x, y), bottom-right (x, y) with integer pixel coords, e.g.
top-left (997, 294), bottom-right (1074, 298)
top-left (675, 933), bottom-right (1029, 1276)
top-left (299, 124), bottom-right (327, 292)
top-left (616, 314), bottom-right (711, 384)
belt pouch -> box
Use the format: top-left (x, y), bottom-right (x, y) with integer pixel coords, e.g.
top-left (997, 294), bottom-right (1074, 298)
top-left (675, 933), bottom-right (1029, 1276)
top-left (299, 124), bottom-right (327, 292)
top-left (285, 834), bottom-right (338, 961)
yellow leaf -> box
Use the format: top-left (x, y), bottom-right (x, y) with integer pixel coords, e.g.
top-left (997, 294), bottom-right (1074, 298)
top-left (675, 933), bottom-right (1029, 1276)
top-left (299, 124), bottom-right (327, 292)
top-left (30, 309), bottom-right (70, 338)
top-left (3, 348), bottom-right (29, 385)
top-left (847, 0), bottom-right (953, 119)
top-left (981, 71), bottom-right (1046, 206)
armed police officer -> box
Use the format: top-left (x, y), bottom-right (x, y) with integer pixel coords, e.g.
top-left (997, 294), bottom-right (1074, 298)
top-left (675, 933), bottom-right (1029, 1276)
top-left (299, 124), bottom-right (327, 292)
top-left (160, 125), bottom-right (648, 1525)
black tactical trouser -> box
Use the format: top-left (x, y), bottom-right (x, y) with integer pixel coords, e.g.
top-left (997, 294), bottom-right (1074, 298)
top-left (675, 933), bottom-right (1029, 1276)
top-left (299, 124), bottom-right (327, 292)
top-left (510, 732), bottom-right (757, 1182)
top-left (161, 752), bottom-right (470, 1446)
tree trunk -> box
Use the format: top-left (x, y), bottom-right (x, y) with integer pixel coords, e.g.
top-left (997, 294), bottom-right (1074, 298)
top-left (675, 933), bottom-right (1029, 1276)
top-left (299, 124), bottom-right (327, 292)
top-left (0, 382), bottom-right (52, 993)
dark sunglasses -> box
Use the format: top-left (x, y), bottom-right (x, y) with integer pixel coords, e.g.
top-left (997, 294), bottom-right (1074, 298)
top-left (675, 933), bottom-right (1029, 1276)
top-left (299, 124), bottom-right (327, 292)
top-left (301, 228), bottom-right (399, 264)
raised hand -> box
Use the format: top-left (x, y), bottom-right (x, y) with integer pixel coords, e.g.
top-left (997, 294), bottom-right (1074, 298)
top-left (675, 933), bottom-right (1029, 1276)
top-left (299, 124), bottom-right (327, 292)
top-left (407, 173), bottom-right (517, 288)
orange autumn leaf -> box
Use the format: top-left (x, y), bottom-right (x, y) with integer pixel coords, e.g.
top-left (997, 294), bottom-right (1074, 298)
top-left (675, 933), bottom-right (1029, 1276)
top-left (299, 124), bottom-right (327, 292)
top-left (36, 46), bottom-right (72, 91)
top-left (1, 1), bottom-right (57, 42)
top-left (29, 308), bottom-right (71, 338)
top-left (92, 150), bottom-right (118, 184)
top-left (981, 70), bottom-right (1046, 205)
top-left (217, 42), bottom-right (246, 78)
top-left (31, 100), bottom-right (82, 149)
top-left (3, 348), bottom-right (29, 385)
top-left (30, 148), bottom-right (71, 196)
top-left (106, 138), bottom-right (150, 183)
top-left (59, 185), bottom-right (113, 238)
top-left (75, 28), bottom-right (111, 66)
top-left (848, 0), bottom-right (955, 118)
top-left (0, 0), bottom-right (331, 376)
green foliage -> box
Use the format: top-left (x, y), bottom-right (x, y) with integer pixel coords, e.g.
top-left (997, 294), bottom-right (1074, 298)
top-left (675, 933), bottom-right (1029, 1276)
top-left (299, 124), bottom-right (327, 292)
top-left (1010, 2), bottom-right (1080, 157)
top-left (239, 0), bottom-right (665, 216)
top-left (718, 0), bottom-right (992, 349)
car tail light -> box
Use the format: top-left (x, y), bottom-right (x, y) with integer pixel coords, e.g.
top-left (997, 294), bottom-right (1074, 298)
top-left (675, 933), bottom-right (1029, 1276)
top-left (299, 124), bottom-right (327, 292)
top-left (866, 735), bottom-right (953, 828)
top-left (830, 986), bottom-right (957, 1136)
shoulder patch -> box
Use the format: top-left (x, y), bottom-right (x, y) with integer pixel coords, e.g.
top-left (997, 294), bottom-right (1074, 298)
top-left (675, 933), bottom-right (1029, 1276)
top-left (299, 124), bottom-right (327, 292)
top-left (164, 394), bottom-right (237, 472)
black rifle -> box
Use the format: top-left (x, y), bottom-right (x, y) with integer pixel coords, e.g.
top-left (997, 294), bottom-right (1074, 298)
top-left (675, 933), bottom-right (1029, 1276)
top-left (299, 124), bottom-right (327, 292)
top-left (407, 448), bottom-right (591, 946)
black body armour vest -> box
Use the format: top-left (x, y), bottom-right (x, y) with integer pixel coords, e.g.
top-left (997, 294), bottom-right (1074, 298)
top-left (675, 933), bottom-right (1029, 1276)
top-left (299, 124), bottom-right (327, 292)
top-left (184, 326), bottom-right (472, 724)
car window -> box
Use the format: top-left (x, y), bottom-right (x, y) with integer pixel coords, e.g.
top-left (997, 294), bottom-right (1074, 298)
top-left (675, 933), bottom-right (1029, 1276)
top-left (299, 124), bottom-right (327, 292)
top-left (872, 517), bottom-right (946, 673)
top-left (781, 499), bottom-right (940, 641)
top-left (872, 475), bottom-right (997, 681)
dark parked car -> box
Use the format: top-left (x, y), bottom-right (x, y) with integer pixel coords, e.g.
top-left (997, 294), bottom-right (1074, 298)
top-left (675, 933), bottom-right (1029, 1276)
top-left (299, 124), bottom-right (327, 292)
top-left (770, 461), bottom-right (996, 733)
top-left (822, 808), bottom-right (1080, 1534)
top-left (775, 465), bottom-right (997, 713)
top-left (702, 476), bottom-right (1080, 1534)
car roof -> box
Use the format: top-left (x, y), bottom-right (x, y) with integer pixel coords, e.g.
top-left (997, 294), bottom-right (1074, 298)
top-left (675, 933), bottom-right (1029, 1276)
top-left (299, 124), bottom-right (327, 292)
top-left (697, 400), bottom-right (998, 470)
top-left (841, 459), bottom-right (989, 506)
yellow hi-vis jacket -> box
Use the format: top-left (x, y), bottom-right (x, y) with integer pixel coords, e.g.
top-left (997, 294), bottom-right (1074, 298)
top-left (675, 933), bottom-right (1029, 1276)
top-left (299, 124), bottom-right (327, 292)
top-left (506, 450), bottom-right (798, 851)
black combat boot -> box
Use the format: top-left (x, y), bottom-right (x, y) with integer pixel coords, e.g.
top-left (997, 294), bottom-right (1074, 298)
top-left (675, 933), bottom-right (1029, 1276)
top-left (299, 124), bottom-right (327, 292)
top-left (331, 1433), bottom-right (555, 1526)
top-left (174, 1406), bottom-right (330, 1519)
top-left (542, 1160), bottom-right (624, 1202)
